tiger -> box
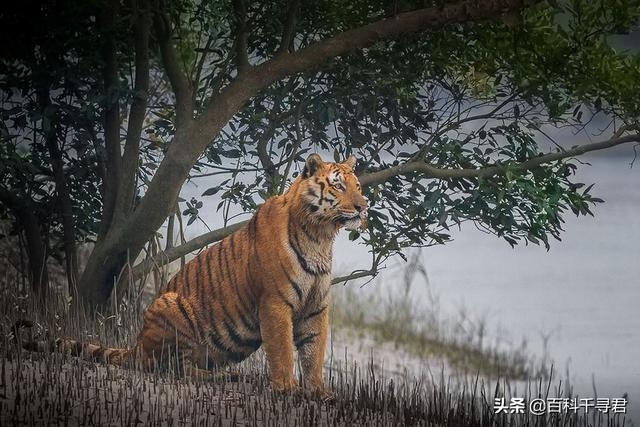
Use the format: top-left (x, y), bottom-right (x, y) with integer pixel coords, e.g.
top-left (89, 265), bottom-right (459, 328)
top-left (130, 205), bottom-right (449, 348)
top-left (18, 154), bottom-right (368, 396)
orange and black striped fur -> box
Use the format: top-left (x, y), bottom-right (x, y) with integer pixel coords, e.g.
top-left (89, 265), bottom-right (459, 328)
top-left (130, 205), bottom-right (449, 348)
top-left (20, 154), bottom-right (368, 395)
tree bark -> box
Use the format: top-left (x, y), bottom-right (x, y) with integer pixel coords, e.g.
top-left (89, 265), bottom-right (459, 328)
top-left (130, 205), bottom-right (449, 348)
top-left (97, 0), bottom-right (122, 238)
top-left (38, 87), bottom-right (79, 289)
top-left (359, 133), bottom-right (640, 187)
top-left (21, 209), bottom-right (50, 300)
top-left (76, 240), bottom-right (129, 309)
top-left (0, 189), bottom-right (49, 300)
top-left (113, 0), bottom-right (150, 224)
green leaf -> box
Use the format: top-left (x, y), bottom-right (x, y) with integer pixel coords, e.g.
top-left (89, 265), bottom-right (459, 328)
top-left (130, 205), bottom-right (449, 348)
top-left (202, 186), bottom-right (221, 196)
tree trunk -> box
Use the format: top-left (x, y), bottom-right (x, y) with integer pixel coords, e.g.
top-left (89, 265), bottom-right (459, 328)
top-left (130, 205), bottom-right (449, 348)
top-left (38, 87), bottom-right (79, 289)
top-left (77, 126), bottom-right (205, 310)
top-left (96, 0), bottom-right (122, 238)
top-left (0, 189), bottom-right (49, 300)
top-left (21, 207), bottom-right (50, 300)
top-left (75, 240), bottom-right (131, 310)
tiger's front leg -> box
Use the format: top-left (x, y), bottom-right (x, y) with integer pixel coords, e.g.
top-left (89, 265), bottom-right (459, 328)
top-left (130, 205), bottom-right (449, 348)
top-left (294, 302), bottom-right (330, 395)
top-left (259, 297), bottom-right (297, 391)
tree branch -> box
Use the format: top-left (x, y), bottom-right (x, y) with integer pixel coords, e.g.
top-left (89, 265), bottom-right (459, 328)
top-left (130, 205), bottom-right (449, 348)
top-left (114, 0), bottom-right (151, 222)
top-left (278, 101), bottom-right (306, 194)
top-left (232, 0), bottom-right (250, 73)
top-left (129, 131), bottom-right (639, 280)
top-left (98, 0), bottom-right (122, 236)
top-left (277, 0), bottom-right (300, 55)
top-left (192, 35), bottom-right (214, 105)
top-left (130, 220), bottom-right (247, 280)
top-left (331, 269), bottom-right (378, 286)
top-left (411, 94), bottom-right (518, 162)
top-left (254, 77), bottom-right (305, 194)
top-left (266, 0), bottom-right (539, 75)
top-left (199, 0), bottom-right (543, 138)
top-left (154, 11), bottom-right (193, 125)
top-left (165, 205), bottom-right (176, 251)
top-left (255, 125), bottom-right (278, 193)
top-left (360, 133), bottom-right (640, 186)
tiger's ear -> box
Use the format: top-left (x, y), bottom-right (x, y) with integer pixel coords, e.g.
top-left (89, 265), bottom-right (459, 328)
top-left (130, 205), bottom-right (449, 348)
top-left (343, 155), bottom-right (356, 171)
top-left (302, 154), bottom-right (324, 178)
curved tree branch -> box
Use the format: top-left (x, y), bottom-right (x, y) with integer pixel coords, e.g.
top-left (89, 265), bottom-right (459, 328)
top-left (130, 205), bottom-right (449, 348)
top-left (131, 220), bottom-right (246, 281)
top-left (277, 0), bottom-right (300, 55)
top-left (199, 0), bottom-right (543, 136)
top-left (232, 0), bottom-right (250, 73)
top-left (114, 0), bottom-right (151, 222)
top-left (331, 269), bottom-right (378, 285)
top-left (98, 0), bottom-right (122, 237)
top-left (360, 133), bottom-right (640, 186)
top-left (131, 131), bottom-right (639, 281)
top-left (259, 0), bottom-right (541, 84)
top-left (153, 11), bottom-right (193, 126)
top-left (125, 0), bottom-right (544, 253)
top-left (411, 94), bottom-right (518, 161)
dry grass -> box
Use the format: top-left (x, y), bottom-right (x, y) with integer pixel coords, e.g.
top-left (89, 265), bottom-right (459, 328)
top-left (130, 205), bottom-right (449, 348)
top-left (0, 283), bottom-right (631, 426)
top-left (331, 267), bottom-right (550, 380)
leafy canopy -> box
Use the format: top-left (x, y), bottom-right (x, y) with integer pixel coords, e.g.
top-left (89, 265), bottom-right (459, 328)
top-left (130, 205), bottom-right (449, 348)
top-left (183, 0), bottom-right (639, 265)
top-left (1, 0), bottom-right (639, 277)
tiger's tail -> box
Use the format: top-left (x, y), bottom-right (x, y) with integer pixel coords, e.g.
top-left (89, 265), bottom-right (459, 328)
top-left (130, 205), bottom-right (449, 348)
top-left (12, 320), bottom-right (134, 367)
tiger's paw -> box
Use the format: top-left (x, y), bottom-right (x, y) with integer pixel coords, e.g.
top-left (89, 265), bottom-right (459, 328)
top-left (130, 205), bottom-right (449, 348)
top-left (304, 383), bottom-right (335, 402)
top-left (312, 387), bottom-right (335, 403)
top-left (271, 377), bottom-right (299, 394)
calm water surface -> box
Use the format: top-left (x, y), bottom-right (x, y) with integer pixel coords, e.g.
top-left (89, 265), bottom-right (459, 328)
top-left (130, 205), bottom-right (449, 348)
top-left (420, 152), bottom-right (640, 422)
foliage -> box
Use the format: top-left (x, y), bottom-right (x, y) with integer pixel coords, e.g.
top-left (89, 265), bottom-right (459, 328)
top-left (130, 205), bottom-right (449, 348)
top-left (0, 1), bottom-right (104, 261)
top-left (193, 0), bottom-right (640, 267)
top-left (0, 0), bottom-right (639, 299)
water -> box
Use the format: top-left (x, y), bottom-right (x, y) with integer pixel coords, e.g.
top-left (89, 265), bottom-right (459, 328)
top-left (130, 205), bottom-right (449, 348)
top-left (406, 151), bottom-right (640, 422)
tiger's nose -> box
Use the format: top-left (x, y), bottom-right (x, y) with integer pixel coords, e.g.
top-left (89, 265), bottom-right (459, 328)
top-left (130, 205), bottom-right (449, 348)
top-left (354, 197), bottom-right (368, 212)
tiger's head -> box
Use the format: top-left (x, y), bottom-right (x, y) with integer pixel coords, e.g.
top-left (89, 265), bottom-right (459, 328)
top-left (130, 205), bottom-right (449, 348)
top-left (297, 154), bottom-right (368, 230)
